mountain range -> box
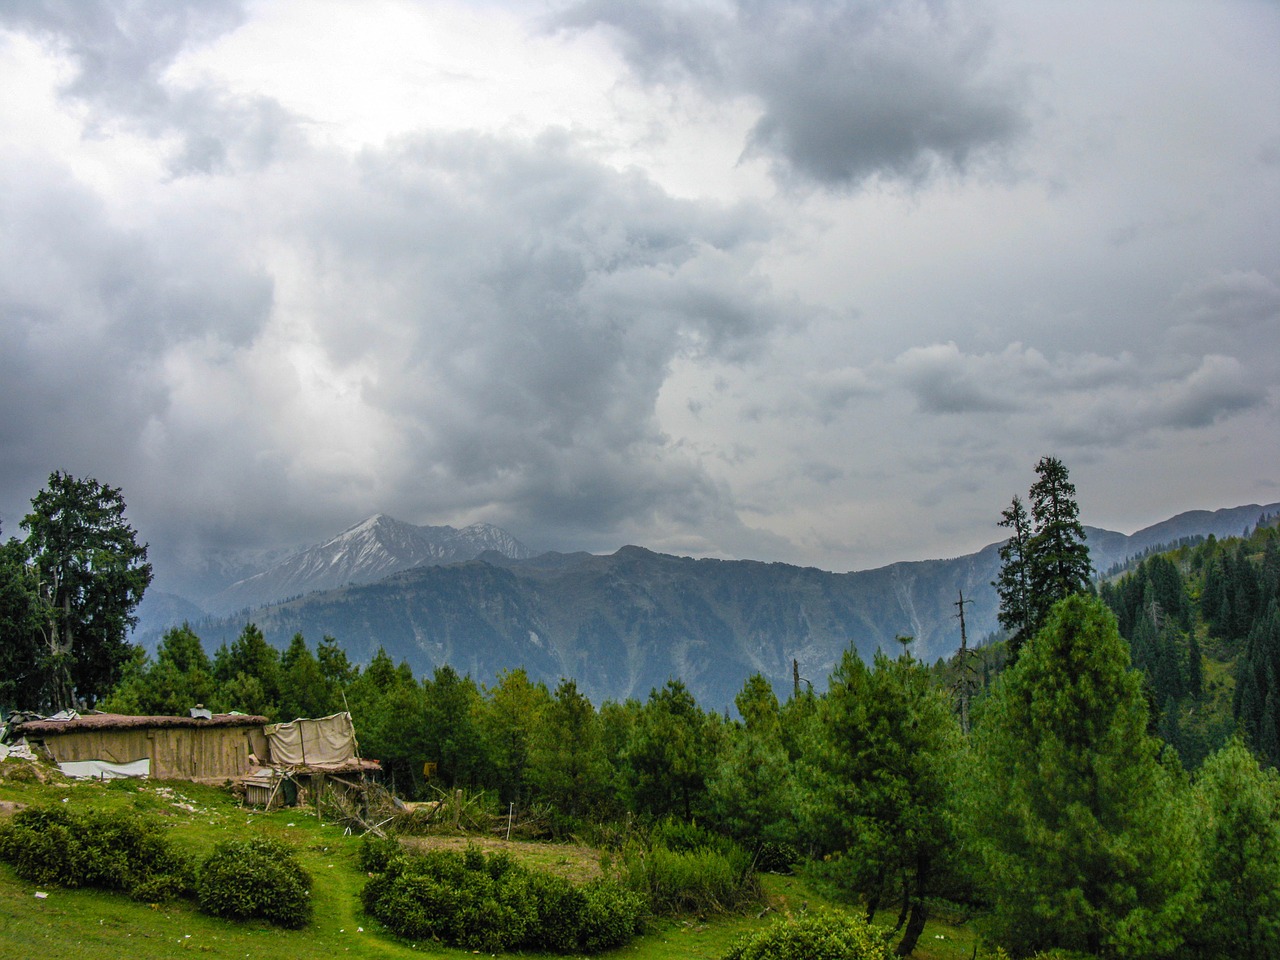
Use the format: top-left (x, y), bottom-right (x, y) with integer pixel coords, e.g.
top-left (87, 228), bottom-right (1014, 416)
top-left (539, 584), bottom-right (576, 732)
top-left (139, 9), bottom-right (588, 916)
top-left (151, 501), bottom-right (1280, 711)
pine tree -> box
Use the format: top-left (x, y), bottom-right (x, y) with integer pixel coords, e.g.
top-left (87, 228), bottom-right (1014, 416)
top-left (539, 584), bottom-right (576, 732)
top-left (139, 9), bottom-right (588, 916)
top-left (812, 648), bottom-right (960, 956)
top-left (966, 595), bottom-right (1200, 957)
top-left (708, 673), bottom-right (793, 847)
top-left (20, 472), bottom-right (153, 710)
top-left (994, 457), bottom-right (1093, 661)
top-left (1026, 456), bottom-right (1093, 627)
top-left (994, 495), bottom-right (1035, 656)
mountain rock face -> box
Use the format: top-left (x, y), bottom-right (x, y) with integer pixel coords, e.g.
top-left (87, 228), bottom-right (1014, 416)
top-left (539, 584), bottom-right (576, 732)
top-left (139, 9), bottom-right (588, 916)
top-left (192, 502), bottom-right (1279, 711)
top-left (203, 515), bottom-right (535, 615)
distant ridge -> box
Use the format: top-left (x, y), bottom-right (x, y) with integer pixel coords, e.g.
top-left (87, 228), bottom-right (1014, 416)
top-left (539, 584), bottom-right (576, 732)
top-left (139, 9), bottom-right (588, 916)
top-left (189, 500), bottom-right (1280, 711)
top-left (204, 515), bottom-right (534, 614)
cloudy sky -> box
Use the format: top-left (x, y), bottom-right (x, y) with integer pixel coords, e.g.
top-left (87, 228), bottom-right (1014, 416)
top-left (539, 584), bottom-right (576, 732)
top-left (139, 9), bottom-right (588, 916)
top-left (1, 0), bottom-right (1277, 595)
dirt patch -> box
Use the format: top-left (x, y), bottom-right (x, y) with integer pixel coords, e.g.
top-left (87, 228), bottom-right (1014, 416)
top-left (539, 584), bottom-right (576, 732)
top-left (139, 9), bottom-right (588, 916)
top-left (399, 834), bottom-right (606, 883)
top-left (0, 801), bottom-right (25, 817)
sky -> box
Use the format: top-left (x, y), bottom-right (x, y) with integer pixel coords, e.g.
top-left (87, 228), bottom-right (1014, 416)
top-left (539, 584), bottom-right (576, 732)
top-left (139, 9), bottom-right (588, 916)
top-left (1, 0), bottom-right (1278, 596)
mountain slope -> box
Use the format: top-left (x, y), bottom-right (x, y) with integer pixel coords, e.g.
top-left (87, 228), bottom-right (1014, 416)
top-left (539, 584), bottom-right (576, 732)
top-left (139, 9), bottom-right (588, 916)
top-left (204, 515), bottom-right (534, 614)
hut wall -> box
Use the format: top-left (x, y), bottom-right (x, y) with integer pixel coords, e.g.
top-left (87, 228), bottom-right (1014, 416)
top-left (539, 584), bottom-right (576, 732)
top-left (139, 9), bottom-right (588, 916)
top-left (37, 726), bottom-right (256, 781)
top-left (150, 727), bottom-right (254, 781)
top-left (40, 729), bottom-right (151, 766)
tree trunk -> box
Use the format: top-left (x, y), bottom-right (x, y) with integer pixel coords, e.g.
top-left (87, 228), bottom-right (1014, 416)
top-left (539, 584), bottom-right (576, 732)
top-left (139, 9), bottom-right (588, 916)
top-left (865, 867), bottom-right (886, 924)
top-left (893, 871), bottom-right (909, 933)
top-left (895, 859), bottom-right (929, 956)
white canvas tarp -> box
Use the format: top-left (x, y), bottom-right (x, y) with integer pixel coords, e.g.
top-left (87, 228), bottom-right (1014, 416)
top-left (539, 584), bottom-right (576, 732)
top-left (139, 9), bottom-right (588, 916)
top-left (59, 758), bottom-right (151, 779)
top-left (264, 713), bottom-right (357, 766)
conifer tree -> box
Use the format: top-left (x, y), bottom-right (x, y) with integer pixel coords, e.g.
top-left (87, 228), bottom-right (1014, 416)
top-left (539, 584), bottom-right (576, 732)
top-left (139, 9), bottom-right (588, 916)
top-left (1026, 455), bottom-right (1093, 626)
top-left (812, 648), bottom-right (960, 956)
top-left (966, 595), bottom-right (1200, 957)
top-left (994, 495), bottom-right (1034, 655)
top-left (994, 457), bottom-right (1093, 660)
top-left (528, 678), bottom-right (608, 818)
top-left (709, 673), bottom-right (793, 847)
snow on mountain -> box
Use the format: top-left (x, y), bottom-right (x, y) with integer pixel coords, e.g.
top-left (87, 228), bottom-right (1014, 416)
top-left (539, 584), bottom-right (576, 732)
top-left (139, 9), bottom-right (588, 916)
top-left (203, 515), bottom-right (533, 614)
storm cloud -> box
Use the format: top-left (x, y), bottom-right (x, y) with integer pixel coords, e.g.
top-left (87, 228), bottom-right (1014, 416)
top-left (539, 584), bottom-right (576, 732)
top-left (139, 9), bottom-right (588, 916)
top-left (0, 0), bottom-right (1276, 596)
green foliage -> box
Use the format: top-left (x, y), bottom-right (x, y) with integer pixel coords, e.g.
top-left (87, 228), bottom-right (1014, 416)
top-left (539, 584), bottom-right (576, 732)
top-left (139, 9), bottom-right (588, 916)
top-left (722, 909), bottom-right (893, 960)
top-left (709, 673), bottom-right (795, 849)
top-left (966, 595), bottom-right (1201, 958)
top-left (214, 623), bottom-right (281, 717)
top-left (100, 623), bottom-right (219, 716)
top-left (617, 830), bottom-right (759, 915)
top-left (623, 679), bottom-right (717, 820)
top-left (196, 837), bottom-right (312, 928)
top-left (357, 834), bottom-right (404, 873)
top-left (480, 667), bottom-right (551, 805)
top-left (1189, 738), bottom-right (1280, 959)
top-left (0, 805), bottom-right (192, 901)
top-left (361, 843), bottom-right (644, 954)
top-left (278, 632), bottom-right (340, 721)
top-left (422, 664), bottom-right (488, 788)
top-left (528, 677), bottom-right (611, 822)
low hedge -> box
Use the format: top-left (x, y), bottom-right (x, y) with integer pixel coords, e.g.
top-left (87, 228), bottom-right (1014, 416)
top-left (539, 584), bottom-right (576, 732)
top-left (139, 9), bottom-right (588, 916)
top-left (0, 805), bottom-right (192, 901)
top-left (361, 842), bottom-right (645, 954)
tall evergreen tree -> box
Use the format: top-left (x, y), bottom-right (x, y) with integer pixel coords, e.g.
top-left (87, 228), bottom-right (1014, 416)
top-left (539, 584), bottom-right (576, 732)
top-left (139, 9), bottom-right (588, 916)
top-left (1026, 455), bottom-right (1093, 625)
top-left (0, 532), bottom-right (42, 711)
top-left (994, 457), bottom-right (1092, 661)
top-left (994, 495), bottom-right (1034, 656)
top-left (623, 679), bottom-right (714, 820)
top-left (966, 595), bottom-right (1200, 957)
top-left (20, 472), bottom-right (152, 710)
top-left (480, 668), bottom-right (551, 805)
top-left (708, 673), bottom-right (793, 848)
top-left (528, 678), bottom-right (609, 819)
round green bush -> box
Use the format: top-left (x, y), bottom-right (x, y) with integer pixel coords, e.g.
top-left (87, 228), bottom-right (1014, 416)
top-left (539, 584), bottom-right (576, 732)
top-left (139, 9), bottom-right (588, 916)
top-left (197, 837), bottom-right (312, 928)
top-left (723, 909), bottom-right (894, 960)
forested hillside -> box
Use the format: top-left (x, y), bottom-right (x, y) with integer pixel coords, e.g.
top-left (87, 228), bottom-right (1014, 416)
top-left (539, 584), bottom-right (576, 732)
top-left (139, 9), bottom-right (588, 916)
top-left (1101, 517), bottom-right (1280, 768)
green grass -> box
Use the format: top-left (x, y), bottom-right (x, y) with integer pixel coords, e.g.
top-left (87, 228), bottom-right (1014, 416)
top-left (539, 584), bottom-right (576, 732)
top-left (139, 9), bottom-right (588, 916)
top-left (0, 764), bottom-right (981, 959)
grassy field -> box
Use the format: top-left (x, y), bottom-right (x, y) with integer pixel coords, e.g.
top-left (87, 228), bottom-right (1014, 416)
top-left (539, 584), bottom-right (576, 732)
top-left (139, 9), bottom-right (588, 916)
top-left (0, 761), bottom-right (981, 960)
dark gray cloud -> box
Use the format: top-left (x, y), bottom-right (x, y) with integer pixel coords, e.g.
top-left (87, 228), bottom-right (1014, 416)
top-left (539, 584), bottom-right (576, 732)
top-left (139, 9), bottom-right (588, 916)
top-left (274, 131), bottom-right (788, 550)
top-left (555, 0), bottom-right (1028, 187)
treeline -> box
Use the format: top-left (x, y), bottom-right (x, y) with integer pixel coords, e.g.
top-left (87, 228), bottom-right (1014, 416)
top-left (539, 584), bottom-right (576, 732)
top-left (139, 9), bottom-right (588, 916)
top-left (1100, 521), bottom-right (1280, 768)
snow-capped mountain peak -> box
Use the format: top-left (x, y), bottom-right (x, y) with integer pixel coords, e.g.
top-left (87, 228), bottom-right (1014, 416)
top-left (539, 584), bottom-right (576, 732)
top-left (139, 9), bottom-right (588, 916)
top-left (205, 515), bottom-right (532, 614)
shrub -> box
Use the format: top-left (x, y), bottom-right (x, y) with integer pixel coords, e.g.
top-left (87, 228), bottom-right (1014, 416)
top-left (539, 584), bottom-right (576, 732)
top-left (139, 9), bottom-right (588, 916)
top-left (363, 844), bottom-right (645, 954)
top-left (197, 838), bottom-right (312, 928)
top-left (0, 805), bottom-right (192, 901)
top-left (577, 879), bottom-right (647, 951)
top-left (357, 834), bottom-right (403, 873)
top-left (722, 909), bottom-right (894, 960)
